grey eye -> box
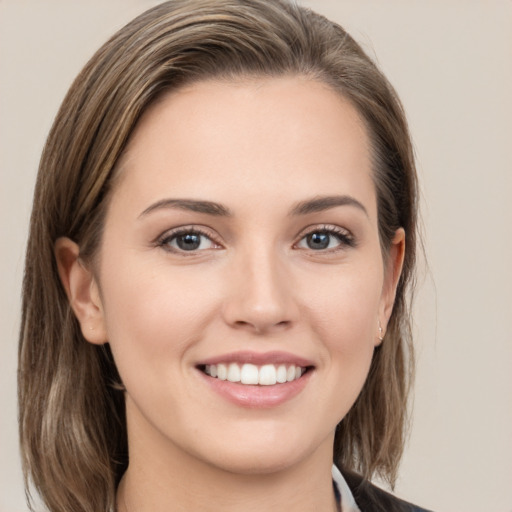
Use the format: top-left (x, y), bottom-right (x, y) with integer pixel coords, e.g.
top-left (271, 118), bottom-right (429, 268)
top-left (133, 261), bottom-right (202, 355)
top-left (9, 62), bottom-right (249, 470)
top-left (296, 228), bottom-right (355, 251)
top-left (297, 231), bottom-right (342, 250)
top-left (176, 233), bottom-right (202, 251)
top-left (162, 231), bottom-right (217, 252)
top-left (306, 232), bottom-right (331, 250)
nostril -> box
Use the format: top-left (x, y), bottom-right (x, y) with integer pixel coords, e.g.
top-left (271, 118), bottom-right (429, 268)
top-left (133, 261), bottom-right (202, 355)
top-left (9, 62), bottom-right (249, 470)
top-left (233, 320), bottom-right (251, 328)
top-left (232, 318), bottom-right (291, 333)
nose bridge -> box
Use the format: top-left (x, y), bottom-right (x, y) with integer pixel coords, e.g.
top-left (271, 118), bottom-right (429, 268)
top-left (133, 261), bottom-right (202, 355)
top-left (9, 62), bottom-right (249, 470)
top-left (223, 238), bottom-right (296, 332)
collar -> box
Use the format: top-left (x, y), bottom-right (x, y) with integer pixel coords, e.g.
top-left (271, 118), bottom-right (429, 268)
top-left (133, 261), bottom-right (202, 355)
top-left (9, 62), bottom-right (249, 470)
top-left (332, 464), bottom-right (361, 512)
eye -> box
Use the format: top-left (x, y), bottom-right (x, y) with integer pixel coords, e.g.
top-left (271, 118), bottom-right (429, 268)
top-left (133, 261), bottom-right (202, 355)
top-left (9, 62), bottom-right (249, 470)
top-left (296, 227), bottom-right (354, 251)
top-left (158, 228), bottom-right (220, 253)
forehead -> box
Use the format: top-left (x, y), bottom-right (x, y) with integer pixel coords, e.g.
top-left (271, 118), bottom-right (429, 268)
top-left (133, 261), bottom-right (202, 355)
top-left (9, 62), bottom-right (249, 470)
top-left (112, 77), bottom-right (375, 219)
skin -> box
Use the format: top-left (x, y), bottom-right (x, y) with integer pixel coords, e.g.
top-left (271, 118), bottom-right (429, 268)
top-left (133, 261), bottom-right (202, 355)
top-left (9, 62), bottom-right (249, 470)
top-left (56, 77), bottom-right (404, 512)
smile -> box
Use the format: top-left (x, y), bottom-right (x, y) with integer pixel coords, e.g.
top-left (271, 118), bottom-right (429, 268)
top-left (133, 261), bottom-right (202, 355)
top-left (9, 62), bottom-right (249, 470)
top-left (196, 351), bottom-right (314, 407)
top-left (202, 363), bottom-right (306, 386)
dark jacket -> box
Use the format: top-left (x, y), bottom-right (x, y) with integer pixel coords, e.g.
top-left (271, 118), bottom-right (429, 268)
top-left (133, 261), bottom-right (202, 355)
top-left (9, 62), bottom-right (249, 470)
top-left (341, 469), bottom-right (433, 512)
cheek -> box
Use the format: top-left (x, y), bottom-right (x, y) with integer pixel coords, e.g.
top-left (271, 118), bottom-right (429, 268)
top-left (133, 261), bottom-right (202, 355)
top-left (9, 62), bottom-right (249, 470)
top-left (302, 265), bottom-right (382, 397)
top-left (98, 258), bottom-right (218, 379)
top-left (307, 265), bottom-right (383, 344)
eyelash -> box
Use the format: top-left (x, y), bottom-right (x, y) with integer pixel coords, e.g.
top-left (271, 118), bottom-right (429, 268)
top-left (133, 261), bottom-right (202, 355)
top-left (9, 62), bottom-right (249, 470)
top-left (295, 224), bottom-right (356, 252)
top-left (157, 227), bottom-right (221, 254)
top-left (156, 224), bottom-right (355, 254)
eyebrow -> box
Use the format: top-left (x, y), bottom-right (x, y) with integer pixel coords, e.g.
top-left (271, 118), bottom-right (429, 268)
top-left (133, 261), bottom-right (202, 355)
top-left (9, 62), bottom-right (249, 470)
top-left (138, 194), bottom-right (368, 219)
top-left (139, 198), bottom-right (232, 218)
top-left (290, 195), bottom-right (368, 217)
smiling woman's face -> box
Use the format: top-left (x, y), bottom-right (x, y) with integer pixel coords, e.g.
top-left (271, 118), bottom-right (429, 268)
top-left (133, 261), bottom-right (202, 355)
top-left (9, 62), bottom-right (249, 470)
top-left (65, 77), bottom-right (403, 476)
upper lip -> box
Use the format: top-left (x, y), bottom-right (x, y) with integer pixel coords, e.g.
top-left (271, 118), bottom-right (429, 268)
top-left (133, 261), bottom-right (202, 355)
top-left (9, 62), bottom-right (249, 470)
top-left (196, 350), bottom-right (315, 368)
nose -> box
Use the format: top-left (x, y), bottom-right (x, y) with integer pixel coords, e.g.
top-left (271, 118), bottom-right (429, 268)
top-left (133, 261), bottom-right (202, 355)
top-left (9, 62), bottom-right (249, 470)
top-left (222, 246), bottom-right (298, 334)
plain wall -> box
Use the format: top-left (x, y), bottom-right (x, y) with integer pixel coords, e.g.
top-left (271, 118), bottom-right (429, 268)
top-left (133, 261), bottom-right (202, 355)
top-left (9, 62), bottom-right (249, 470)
top-left (1, 1), bottom-right (511, 511)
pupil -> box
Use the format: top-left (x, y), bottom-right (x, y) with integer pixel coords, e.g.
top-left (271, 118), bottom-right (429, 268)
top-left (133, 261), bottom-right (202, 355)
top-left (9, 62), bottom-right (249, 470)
top-left (308, 232), bottom-right (329, 249)
top-left (177, 233), bottom-right (201, 250)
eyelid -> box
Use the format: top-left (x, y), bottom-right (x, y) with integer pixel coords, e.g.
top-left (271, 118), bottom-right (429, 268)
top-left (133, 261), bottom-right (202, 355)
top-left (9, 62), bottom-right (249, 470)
top-left (153, 223), bottom-right (355, 254)
top-left (155, 225), bottom-right (224, 253)
top-left (294, 224), bottom-right (356, 250)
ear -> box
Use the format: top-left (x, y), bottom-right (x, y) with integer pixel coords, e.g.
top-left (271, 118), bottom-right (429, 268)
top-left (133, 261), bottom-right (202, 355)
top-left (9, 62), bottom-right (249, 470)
top-left (54, 237), bottom-right (108, 345)
top-left (377, 228), bottom-right (406, 344)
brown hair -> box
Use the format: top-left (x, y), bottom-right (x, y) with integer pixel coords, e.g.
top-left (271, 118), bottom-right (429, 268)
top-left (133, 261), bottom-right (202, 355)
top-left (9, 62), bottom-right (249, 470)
top-left (19, 1), bottom-right (417, 510)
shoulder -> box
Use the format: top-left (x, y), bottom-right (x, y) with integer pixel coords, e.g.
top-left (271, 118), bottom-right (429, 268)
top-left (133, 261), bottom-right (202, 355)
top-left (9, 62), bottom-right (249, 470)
top-left (339, 468), bottom-right (434, 512)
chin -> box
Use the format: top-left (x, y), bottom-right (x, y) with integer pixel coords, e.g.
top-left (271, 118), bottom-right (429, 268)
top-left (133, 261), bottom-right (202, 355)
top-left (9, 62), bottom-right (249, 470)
top-left (190, 423), bottom-right (331, 476)
top-left (206, 448), bottom-right (305, 476)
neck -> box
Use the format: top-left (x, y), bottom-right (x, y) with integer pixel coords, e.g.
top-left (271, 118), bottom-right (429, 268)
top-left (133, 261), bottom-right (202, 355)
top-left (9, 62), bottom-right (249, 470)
top-left (117, 411), bottom-right (338, 512)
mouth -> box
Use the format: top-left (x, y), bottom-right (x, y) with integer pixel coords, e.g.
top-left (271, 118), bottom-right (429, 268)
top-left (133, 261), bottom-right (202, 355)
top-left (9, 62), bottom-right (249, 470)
top-left (197, 362), bottom-right (310, 386)
top-left (195, 352), bottom-right (314, 407)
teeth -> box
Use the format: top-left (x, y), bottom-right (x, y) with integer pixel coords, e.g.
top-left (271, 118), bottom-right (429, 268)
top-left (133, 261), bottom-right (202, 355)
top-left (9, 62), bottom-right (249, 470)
top-left (259, 364), bottom-right (276, 386)
top-left (240, 363), bottom-right (259, 385)
top-left (217, 364), bottom-right (227, 380)
top-left (203, 363), bottom-right (306, 385)
top-left (227, 363), bottom-right (241, 382)
top-left (276, 364), bottom-right (287, 383)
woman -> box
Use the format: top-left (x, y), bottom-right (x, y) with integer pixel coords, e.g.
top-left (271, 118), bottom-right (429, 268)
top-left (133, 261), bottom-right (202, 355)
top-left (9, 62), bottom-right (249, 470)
top-left (18, 1), bottom-right (429, 511)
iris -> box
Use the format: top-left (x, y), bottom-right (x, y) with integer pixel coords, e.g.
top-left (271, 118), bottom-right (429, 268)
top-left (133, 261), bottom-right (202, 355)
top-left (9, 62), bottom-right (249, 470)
top-left (306, 232), bottom-right (331, 250)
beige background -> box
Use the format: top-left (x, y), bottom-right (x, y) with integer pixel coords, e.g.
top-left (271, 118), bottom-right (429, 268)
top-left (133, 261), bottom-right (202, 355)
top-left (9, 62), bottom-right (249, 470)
top-left (1, 1), bottom-right (511, 511)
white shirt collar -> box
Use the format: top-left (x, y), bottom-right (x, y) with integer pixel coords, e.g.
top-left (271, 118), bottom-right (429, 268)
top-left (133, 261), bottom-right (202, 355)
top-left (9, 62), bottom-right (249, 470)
top-left (332, 464), bottom-right (361, 512)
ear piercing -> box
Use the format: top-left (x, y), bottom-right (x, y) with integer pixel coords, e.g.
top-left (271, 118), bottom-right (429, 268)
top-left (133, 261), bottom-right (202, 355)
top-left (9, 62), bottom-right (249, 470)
top-left (378, 321), bottom-right (384, 342)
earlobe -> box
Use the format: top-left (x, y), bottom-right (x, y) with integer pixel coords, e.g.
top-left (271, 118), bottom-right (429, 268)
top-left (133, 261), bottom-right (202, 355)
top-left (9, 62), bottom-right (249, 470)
top-left (378, 228), bottom-right (406, 338)
top-left (54, 237), bottom-right (108, 345)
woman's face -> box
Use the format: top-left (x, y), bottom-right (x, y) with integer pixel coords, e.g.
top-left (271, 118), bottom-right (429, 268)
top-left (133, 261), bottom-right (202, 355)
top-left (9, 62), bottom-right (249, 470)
top-left (84, 77), bottom-right (403, 474)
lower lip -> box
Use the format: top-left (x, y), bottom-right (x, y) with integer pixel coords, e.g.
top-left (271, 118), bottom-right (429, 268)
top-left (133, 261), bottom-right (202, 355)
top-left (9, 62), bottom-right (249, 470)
top-left (197, 369), bottom-right (312, 408)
